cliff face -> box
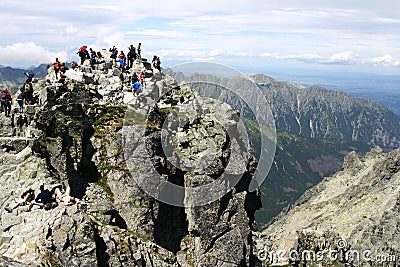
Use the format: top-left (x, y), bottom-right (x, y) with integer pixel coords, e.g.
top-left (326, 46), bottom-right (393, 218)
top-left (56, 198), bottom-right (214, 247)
top-left (0, 58), bottom-right (260, 266)
top-left (255, 147), bottom-right (400, 266)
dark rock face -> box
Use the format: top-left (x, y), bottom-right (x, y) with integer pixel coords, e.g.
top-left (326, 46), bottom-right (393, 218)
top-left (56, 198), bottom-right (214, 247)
top-left (0, 56), bottom-right (260, 266)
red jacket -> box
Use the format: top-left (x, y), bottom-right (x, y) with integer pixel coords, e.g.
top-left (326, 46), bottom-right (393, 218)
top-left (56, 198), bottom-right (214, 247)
top-left (119, 53), bottom-right (126, 60)
top-left (1, 89), bottom-right (12, 101)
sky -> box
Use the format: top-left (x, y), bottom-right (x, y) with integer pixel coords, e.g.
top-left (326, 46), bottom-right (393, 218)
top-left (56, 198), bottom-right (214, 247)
top-left (0, 0), bottom-right (400, 75)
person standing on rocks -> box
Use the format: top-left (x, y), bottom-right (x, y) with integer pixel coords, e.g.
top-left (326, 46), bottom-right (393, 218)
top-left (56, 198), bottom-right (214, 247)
top-left (1, 88), bottom-right (12, 116)
top-left (156, 57), bottom-right (161, 72)
top-left (118, 51), bottom-right (127, 70)
top-left (60, 63), bottom-right (69, 75)
top-left (23, 70), bottom-right (35, 82)
top-left (127, 45), bottom-right (136, 69)
top-left (53, 58), bottom-right (61, 80)
top-left (77, 45), bottom-right (88, 65)
top-left (131, 72), bottom-right (139, 84)
top-left (97, 51), bottom-right (105, 63)
top-left (71, 61), bottom-right (79, 70)
top-left (16, 89), bottom-right (26, 113)
top-left (132, 80), bottom-right (142, 105)
top-left (23, 78), bottom-right (34, 105)
top-left (139, 70), bottom-right (146, 88)
top-left (152, 55), bottom-right (161, 72)
top-left (90, 48), bottom-right (98, 65)
top-left (109, 46), bottom-right (118, 60)
top-left (137, 42), bottom-right (142, 60)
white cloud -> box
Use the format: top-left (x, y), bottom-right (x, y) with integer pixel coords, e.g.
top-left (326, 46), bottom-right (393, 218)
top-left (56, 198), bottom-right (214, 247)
top-left (91, 26), bottom-right (127, 52)
top-left (258, 50), bottom-right (400, 67)
top-left (0, 0), bottom-right (399, 73)
top-left (371, 54), bottom-right (394, 64)
top-left (260, 53), bottom-right (279, 58)
top-left (323, 51), bottom-right (359, 64)
top-left (208, 49), bottom-right (224, 57)
top-left (282, 54), bottom-right (323, 61)
top-left (0, 42), bottom-right (67, 67)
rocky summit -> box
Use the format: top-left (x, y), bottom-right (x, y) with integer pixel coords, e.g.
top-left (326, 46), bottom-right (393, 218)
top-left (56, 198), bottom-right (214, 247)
top-left (255, 147), bottom-right (400, 266)
top-left (0, 55), bottom-right (261, 266)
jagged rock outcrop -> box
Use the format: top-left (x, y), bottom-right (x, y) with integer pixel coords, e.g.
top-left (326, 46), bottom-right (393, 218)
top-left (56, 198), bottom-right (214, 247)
top-left (255, 147), bottom-right (400, 266)
top-left (0, 53), bottom-right (260, 266)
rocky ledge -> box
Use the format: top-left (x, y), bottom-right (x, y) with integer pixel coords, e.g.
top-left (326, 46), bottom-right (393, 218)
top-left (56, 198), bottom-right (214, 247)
top-left (255, 147), bottom-right (400, 267)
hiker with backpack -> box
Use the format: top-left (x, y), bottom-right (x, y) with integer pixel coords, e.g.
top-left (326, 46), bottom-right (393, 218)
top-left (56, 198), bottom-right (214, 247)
top-left (127, 45), bottom-right (137, 69)
top-left (33, 184), bottom-right (63, 209)
top-left (132, 72), bottom-right (139, 83)
top-left (89, 48), bottom-right (98, 66)
top-left (1, 88), bottom-right (12, 116)
top-left (60, 62), bottom-right (69, 75)
top-left (96, 51), bottom-right (105, 63)
top-left (4, 188), bottom-right (35, 213)
top-left (139, 71), bottom-right (146, 88)
top-left (137, 42), bottom-right (142, 60)
top-left (132, 79), bottom-right (142, 105)
top-left (155, 57), bottom-right (161, 72)
top-left (34, 184), bottom-right (80, 209)
top-left (23, 71), bottom-right (35, 82)
top-left (77, 45), bottom-right (88, 65)
top-left (71, 61), bottom-right (79, 70)
top-left (53, 58), bottom-right (61, 80)
top-left (109, 46), bottom-right (118, 59)
top-left (152, 55), bottom-right (161, 72)
top-left (16, 89), bottom-right (26, 113)
top-left (118, 51), bottom-right (127, 70)
top-left (23, 79), bottom-right (34, 105)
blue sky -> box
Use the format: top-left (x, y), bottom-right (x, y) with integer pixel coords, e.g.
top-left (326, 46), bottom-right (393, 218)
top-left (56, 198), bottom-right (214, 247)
top-left (0, 0), bottom-right (399, 75)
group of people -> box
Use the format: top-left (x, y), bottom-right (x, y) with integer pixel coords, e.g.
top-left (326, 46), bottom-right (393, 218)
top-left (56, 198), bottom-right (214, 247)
top-left (76, 43), bottom-right (156, 105)
top-left (5, 184), bottom-right (81, 213)
top-left (1, 71), bottom-right (35, 116)
top-left (152, 55), bottom-right (161, 72)
top-left (109, 43), bottom-right (142, 71)
top-left (52, 58), bottom-right (69, 80)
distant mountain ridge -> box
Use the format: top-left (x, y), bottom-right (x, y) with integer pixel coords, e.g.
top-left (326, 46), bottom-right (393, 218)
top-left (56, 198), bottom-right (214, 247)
top-left (0, 64), bottom-right (47, 92)
top-left (253, 74), bottom-right (400, 150)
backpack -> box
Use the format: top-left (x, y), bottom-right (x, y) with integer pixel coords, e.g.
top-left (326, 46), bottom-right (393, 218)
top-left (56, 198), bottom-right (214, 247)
top-left (131, 74), bottom-right (138, 83)
top-left (54, 62), bottom-right (61, 70)
top-left (1, 91), bottom-right (8, 103)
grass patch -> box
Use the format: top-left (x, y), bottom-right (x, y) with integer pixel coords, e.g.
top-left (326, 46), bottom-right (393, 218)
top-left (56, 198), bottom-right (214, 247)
top-left (96, 175), bottom-right (114, 201)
